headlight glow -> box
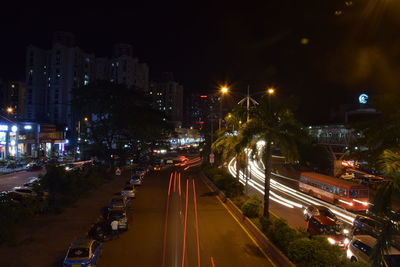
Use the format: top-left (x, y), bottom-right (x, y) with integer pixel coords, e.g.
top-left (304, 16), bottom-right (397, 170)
top-left (343, 229), bottom-right (350, 234)
top-left (344, 238), bottom-right (350, 245)
top-left (327, 237), bottom-right (336, 245)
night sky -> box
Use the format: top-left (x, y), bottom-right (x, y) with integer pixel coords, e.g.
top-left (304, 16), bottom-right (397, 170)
top-left (1, 1), bottom-right (399, 123)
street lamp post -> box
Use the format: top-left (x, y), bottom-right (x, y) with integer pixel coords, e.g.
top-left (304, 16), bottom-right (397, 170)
top-left (219, 86), bottom-right (229, 130)
top-left (267, 87), bottom-right (275, 111)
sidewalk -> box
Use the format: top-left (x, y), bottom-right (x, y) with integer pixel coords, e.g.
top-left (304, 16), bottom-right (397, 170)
top-left (0, 171), bottom-right (129, 267)
top-left (0, 166), bottom-right (26, 175)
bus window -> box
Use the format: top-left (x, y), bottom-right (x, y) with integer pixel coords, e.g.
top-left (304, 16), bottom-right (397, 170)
top-left (350, 190), bottom-right (358, 198)
top-left (338, 188), bottom-right (347, 197)
top-left (350, 189), bottom-right (368, 198)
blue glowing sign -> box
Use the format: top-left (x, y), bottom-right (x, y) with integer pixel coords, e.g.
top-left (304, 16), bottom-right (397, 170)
top-left (359, 94), bottom-right (368, 104)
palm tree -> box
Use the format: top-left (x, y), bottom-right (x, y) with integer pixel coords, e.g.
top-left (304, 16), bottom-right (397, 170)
top-left (212, 111), bottom-right (247, 180)
top-left (240, 97), bottom-right (308, 218)
top-left (369, 149), bottom-right (400, 266)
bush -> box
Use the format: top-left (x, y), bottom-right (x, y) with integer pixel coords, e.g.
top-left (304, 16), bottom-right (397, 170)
top-left (203, 165), bottom-right (243, 197)
top-left (213, 173), bottom-right (243, 197)
top-left (259, 215), bottom-right (272, 233)
top-left (263, 218), bottom-right (306, 254)
top-left (241, 195), bottom-right (261, 218)
top-left (288, 236), bottom-right (355, 267)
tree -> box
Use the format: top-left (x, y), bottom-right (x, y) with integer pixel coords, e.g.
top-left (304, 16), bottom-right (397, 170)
top-left (72, 81), bottom-right (168, 166)
top-left (240, 97), bottom-right (308, 217)
top-left (369, 149), bottom-right (400, 267)
top-left (212, 110), bottom-right (247, 180)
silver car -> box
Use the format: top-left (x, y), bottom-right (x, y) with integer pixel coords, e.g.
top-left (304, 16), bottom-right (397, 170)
top-left (121, 185), bottom-right (136, 198)
top-left (347, 235), bottom-right (400, 265)
top-left (107, 208), bottom-right (129, 230)
top-left (108, 196), bottom-right (128, 210)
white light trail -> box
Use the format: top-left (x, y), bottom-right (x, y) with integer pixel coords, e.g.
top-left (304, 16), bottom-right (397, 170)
top-left (228, 155), bottom-right (357, 225)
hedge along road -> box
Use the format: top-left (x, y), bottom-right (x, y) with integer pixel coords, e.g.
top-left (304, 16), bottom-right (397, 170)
top-left (98, 166), bottom-right (273, 267)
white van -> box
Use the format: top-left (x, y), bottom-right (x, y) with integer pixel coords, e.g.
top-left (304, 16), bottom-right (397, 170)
top-left (347, 235), bottom-right (400, 266)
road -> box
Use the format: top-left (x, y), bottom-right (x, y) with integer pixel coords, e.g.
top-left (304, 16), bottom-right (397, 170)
top-left (0, 169), bottom-right (44, 191)
top-left (99, 166), bottom-right (273, 267)
top-left (228, 156), bottom-right (357, 230)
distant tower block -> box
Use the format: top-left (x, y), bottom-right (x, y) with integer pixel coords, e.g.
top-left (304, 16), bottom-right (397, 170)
top-left (113, 44), bottom-right (133, 57)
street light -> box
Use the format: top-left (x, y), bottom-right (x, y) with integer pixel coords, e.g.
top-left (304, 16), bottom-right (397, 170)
top-left (266, 87), bottom-right (275, 112)
top-left (220, 86), bottom-right (229, 94)
top-left (84, 117), bottom-right (89, 122)
top-left (6, 107), bottom-right (13, 114)
top-left (218, 86), bottom-right (229, 130)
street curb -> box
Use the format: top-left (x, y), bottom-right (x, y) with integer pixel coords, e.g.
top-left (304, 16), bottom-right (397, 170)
top-left (201, 172), bottom-right (295, 267)
top-left (0, 169), bottom-right (27, 176)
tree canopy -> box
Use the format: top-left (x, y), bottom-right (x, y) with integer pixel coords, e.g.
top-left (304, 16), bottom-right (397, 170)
top-left (72, 81), bottom-right (169, 163)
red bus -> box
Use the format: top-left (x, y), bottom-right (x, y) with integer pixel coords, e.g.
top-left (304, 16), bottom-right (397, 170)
top-left (299, 172), bottom-right (369, 211)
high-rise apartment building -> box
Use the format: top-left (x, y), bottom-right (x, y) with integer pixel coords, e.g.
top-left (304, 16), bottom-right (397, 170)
top-left (149, 72), bottom-right (184, 127)
top-left (25, 33), bottom-right (149, 132)
top-left (185, 93), bottom-right (219, 129)
top-left (25, 32), bottom-right (96, 128)
top-left (110, 44), bottom-right (149, 90)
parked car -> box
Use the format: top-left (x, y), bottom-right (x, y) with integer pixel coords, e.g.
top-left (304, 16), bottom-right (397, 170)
top-left (307, 215), bottom-right (349, 250)
top-left (130, 176), bottom-right (142, 186)
top-left (347, 235), bottom-right (400, 266)
top-left (121, 185), bottom-right (135, 198)
top-left (341, 172), bottom-right (355, 180)
top-left (26, 162), bottom-right (42, 171)
top-left (352, 215), bottom-right (382, 238)
top-left (108, 196), bottom-right (129, 210)
top-left (107, 208), bottom-right (129, 231)
top-left (88, 222), bottom-right (111, 242)
top-left (23, 177), bottom-right (39, 188)
top-left (132, 167), bottom-right (146, 176)
top-left (303, 205), bottom-right (339, 222)
top-left (12, 187), bottom-right (37, 197)
top-left (63, 239), bottom-right (102, 267)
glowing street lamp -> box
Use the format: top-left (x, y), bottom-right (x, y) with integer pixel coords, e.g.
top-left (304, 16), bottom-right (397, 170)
top-left (220, 86), bottom-right (229, 94)
top-left (218, 86), bottom-right (229, 130)
top-left (267, 87), bottom-right (275, 95)
top-left (84, 117), bottom-right (89, 122)
top-left (6, 107), bottom-right (13, 114)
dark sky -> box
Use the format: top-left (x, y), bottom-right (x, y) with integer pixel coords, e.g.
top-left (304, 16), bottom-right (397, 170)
top-left (1, 1), bottom-right (399, 123)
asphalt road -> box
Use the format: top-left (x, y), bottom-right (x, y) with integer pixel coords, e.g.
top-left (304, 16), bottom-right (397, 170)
top-left (98, 167), bottom-right (273, 267)
top-left (0, 169), bottom-right (44, 191)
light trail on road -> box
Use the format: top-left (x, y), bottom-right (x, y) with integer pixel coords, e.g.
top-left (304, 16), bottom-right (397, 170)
top-left (228, 156), bottom-right (357, 225)
top-left (192, 180), bottom-right (201, 267)
top-left (162, 173), bottom-right (174, 267)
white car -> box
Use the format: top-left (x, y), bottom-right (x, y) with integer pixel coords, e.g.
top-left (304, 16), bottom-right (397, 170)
top-left (13, 187), bottom-right (37, 197)
top-left (347, 235), bottom-right (400, 265)
top-left (121, 185), bottom-right (136, 198)
top-left (130, 176), bottom-right (142, 186)
top-left (341, 172), bottom-right (355, 180)
top-left (23, 177), bottom-right (39, 188)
